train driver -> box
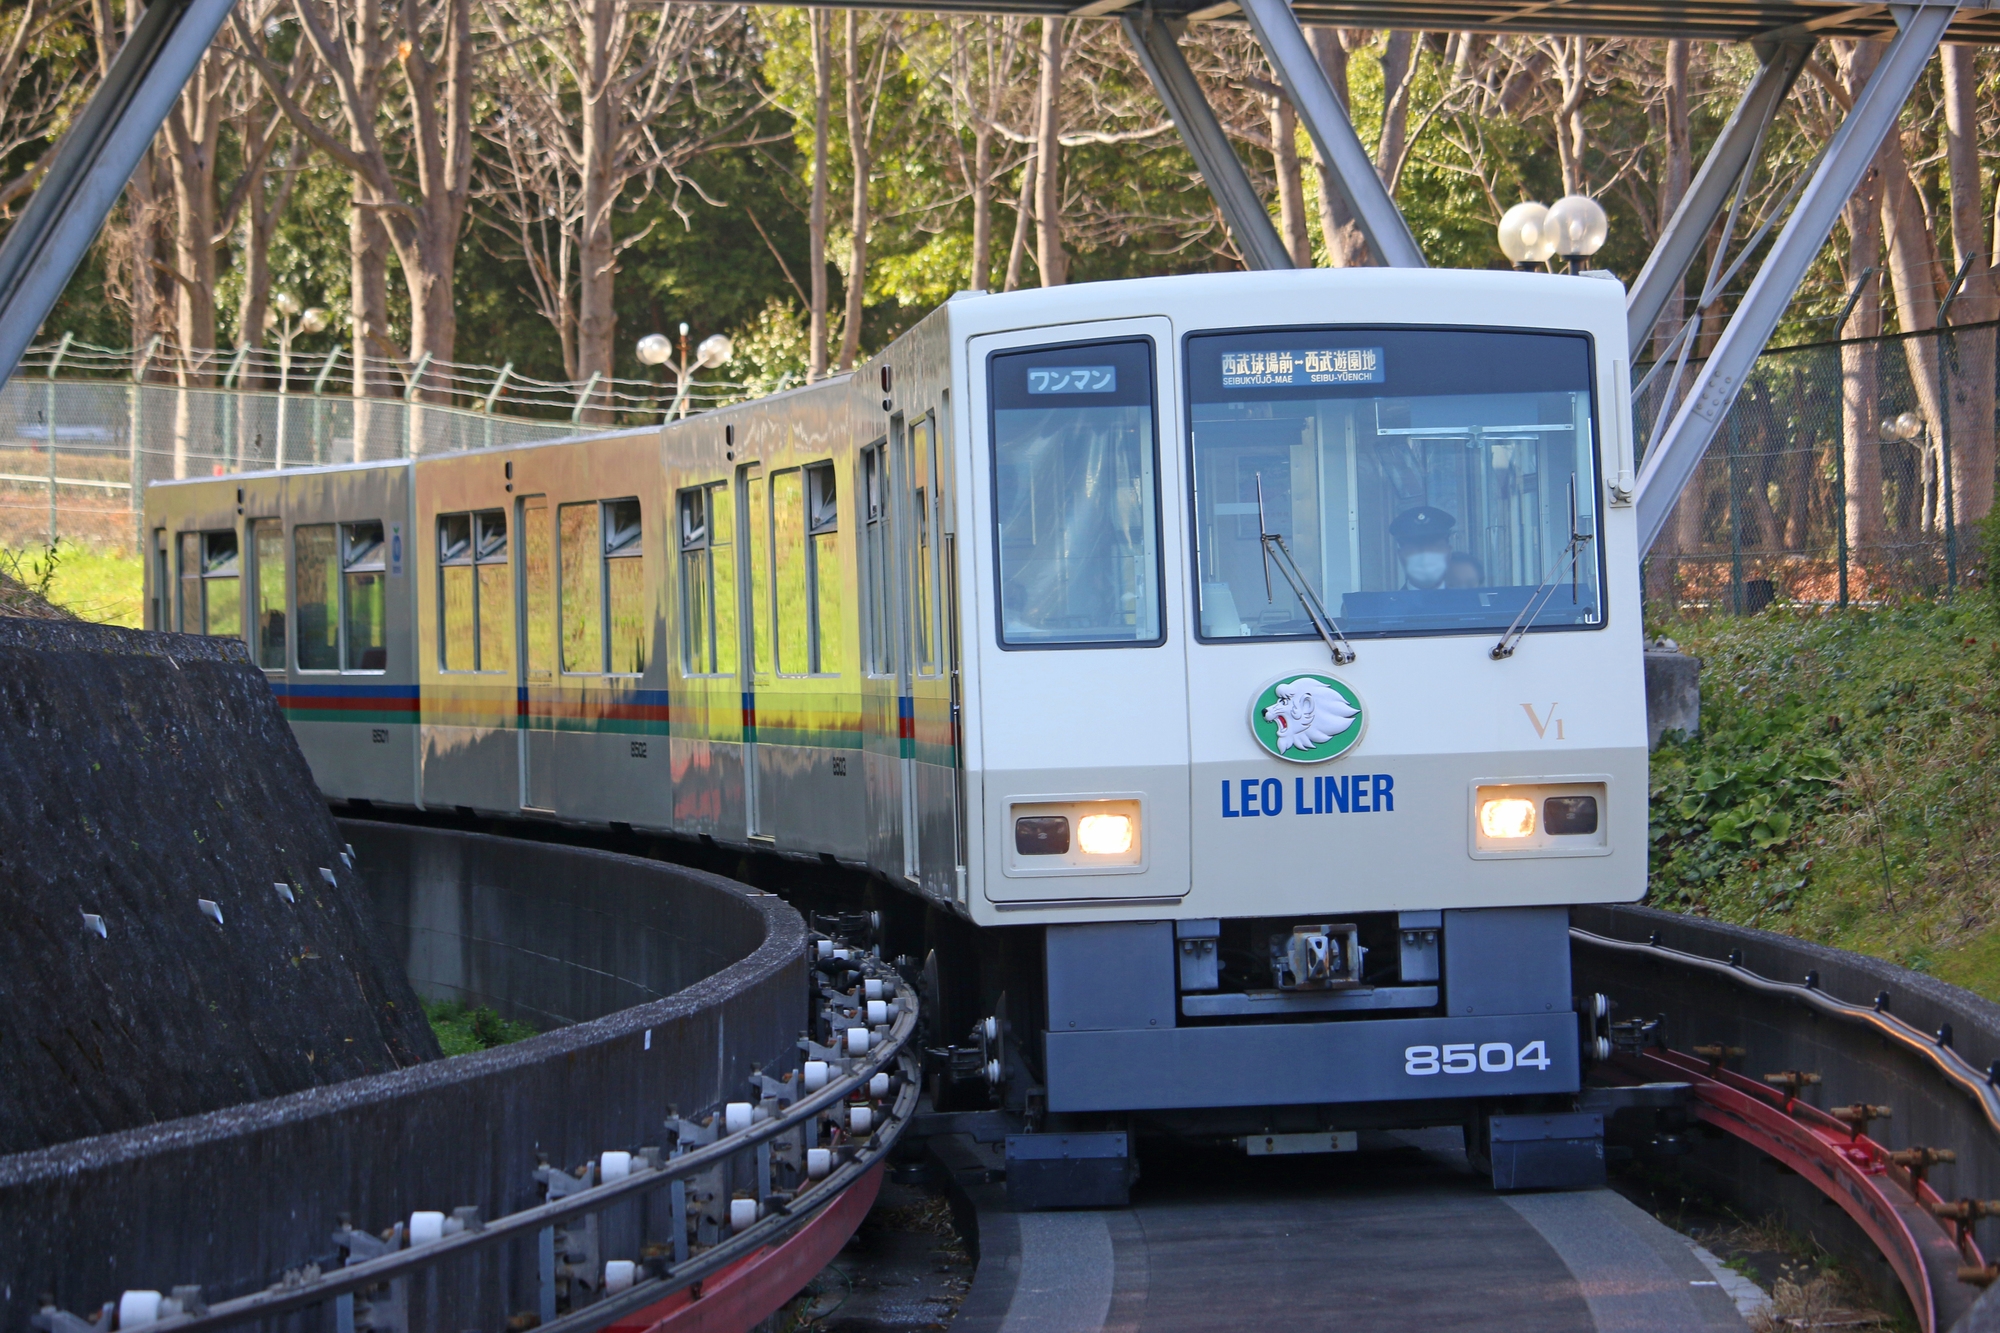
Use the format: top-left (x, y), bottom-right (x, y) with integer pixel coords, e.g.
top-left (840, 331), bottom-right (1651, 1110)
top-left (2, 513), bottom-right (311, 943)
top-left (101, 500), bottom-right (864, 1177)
top-left (1388, 504), bottom-right (1458, 590)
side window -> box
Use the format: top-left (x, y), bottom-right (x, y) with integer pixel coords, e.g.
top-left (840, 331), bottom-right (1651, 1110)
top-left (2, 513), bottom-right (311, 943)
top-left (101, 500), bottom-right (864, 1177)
top-left (909, 415), bottom-right (939, 675)
top-left (988, 338), bottom-right (1162, 647)
top-left (862, 446), bottom-right (894, 674)
top-left (152, 529), bottom-right (169, 632)
top-left (745, 470), bottom-right (772, 676)
top-left (177, 532), bottom-right (200, 634)
top-left (200, 530), bottom-right (241, 638)
top-left (251, 519), bottom-right (285, 668)
top-left (679, 488), bottom-right (714, 674)
top-left (558, 502), bottom-right (602, 674)
top-left (295, 524), bottom-right (339, 669)
top-left (806, 463), bottom-right (841, 674)
top-left (604, 499), bottom-right (646, 675)
top-left (438, 513), bottom-right (475, 671)
top-left (772, 469), bottom-right (809, 675)
top-left (476, 511), bottom-right (511, 673)
top-left (342, 520), bottom-right (387, 671)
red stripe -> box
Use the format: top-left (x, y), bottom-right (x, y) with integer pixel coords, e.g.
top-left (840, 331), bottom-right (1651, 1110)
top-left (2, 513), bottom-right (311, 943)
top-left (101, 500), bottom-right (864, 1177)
top-left (278, 695), bottom-right (419, 714)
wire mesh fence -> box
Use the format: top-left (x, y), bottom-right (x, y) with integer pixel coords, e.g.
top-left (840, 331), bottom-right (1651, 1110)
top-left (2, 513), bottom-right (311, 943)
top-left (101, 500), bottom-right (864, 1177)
top-left (1639, 318), bottom-right (1999, 613)
top-left (0, 376), bottom-right (592, 552)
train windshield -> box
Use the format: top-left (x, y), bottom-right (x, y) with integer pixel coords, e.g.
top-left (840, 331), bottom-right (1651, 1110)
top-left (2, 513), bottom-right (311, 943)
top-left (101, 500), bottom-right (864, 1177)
top-left (1186, 327), bottom-right (1603, 642)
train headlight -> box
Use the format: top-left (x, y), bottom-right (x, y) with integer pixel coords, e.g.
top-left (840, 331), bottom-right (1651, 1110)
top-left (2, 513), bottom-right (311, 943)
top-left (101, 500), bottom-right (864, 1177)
top-left (1478, 798), bottom-right (1536, 839)
top-left (1470, 780), bottom-right (1611, 858)
top-left (1004, 797), bottom-right (1145, 875)
top-left (1077, 813), bottom-right (1134, 856)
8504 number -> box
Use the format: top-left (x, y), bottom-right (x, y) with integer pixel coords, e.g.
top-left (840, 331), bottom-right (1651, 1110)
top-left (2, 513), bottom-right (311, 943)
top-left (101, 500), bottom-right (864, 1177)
top-left (1404, 1041), bottom-right (1551, 1076)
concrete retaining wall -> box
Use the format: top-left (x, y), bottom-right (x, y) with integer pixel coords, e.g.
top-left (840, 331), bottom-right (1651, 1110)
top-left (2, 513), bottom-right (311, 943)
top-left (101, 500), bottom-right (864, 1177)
top-left (0, 825), bottom-right (806, 1331)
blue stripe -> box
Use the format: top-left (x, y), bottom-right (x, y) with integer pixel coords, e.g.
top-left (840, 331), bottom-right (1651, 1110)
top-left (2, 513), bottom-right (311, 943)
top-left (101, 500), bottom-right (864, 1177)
top-left (271, 682), bottom-right (422, 699)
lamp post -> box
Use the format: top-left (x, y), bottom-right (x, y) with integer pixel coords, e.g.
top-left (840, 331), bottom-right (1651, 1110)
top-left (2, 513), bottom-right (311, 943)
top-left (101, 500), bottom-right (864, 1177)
top-left (640, 325), bottom-right (733, 421)
top-left (265, 291), bottom-right (328, 468)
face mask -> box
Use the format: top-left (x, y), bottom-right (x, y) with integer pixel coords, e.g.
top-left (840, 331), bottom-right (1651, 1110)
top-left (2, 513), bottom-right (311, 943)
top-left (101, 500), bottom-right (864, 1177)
top-left (1404, 552), bottom-right (1448, 586)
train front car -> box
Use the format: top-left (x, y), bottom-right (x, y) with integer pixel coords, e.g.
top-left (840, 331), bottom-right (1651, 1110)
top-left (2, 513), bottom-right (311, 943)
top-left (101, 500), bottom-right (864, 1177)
top-left (947, 269), bottom-right (1643, 1201)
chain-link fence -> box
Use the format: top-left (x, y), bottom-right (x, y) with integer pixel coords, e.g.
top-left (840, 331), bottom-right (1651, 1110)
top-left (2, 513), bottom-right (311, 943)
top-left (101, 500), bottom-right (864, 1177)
top-left (1640, 318), bottom-right (2000, 613)
top-left (0, 377), bottom-right (598, 552)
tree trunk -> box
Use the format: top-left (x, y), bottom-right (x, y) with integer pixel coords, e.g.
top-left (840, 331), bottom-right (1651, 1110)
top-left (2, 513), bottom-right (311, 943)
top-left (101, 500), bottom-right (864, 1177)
top-left (572, 0), bottom-right (618, 421)
top-left (1270, 95), bottom-right (1310, 266)
top-left (808, 10), bottom-right (830, 381)
top-left (1940, 43), bottom-right (1994, 529)
top-left (163, 60), bottom-right (225, 383)
top-left (1308, 27), bottom-right (1368, 267)
top-left (837, 12), bottom-right (869, 371)
top-left (1034, 16), bottom-right (1064, 287)
top-left (1835, 41), bottom-right (1887, 557)
top-left (1880, 134), bottom-right (1948, 534)
top-left (1374, 31), bottom-right (1414, 193)
top-left (1004, 149), bottom-right (1034, 292)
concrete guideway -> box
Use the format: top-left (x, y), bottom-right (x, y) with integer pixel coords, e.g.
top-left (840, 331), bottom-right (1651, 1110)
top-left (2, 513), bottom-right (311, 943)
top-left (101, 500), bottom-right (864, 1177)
top-left (942, 1129), bottom-right (1757, 1332)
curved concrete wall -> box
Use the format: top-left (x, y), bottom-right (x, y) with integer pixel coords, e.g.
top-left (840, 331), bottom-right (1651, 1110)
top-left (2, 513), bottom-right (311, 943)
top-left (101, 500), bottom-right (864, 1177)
top-left (0, 825), bottom-right (806, 1332)
top-left (1578, 904), bottom-right (2000, 1327)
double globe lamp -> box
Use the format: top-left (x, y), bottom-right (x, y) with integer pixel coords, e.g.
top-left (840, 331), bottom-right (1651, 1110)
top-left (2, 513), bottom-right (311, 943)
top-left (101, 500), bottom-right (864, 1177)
top-left (1497, 195), bottom-right (1608, 273)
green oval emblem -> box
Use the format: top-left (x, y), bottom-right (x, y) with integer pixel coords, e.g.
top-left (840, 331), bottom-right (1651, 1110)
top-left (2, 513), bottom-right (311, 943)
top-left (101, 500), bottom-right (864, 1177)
top-left (1249, 673), bottom-right (1365, 764)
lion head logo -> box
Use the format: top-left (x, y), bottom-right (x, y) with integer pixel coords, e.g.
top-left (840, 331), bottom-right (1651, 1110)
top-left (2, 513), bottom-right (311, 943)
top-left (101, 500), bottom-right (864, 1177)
top-left (1261, 678), bottom-right (1360, 756)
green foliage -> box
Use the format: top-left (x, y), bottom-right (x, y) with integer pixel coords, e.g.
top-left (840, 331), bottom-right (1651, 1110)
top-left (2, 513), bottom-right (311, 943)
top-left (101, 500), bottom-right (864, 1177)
top-left (1, 541), bottom-right (141, 626)
top-left (1650, 601), bottom-right (2000, 991)
top-left (424, 999), bottom-right (539, 1056)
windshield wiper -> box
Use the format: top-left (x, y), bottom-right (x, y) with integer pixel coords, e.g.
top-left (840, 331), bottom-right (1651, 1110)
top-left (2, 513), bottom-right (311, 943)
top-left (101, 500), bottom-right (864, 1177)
top-left (1256, 473), bottom-right (1356, 665)
top-left (1491, 473), bottom-right (1595, 661)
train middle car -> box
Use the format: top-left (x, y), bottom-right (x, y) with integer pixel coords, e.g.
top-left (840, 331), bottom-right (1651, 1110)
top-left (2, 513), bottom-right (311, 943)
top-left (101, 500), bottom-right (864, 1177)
top-left (146, 268), bottom-right (1645, 1192)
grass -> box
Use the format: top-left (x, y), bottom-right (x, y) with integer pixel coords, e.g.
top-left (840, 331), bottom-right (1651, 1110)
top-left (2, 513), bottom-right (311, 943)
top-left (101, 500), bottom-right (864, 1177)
top-left (423, 999), bottom-right (540, 1056)
top-left (1, 540), bottom-right (143, 627)
top-left (1648, 588), bottom-right (2000, 994)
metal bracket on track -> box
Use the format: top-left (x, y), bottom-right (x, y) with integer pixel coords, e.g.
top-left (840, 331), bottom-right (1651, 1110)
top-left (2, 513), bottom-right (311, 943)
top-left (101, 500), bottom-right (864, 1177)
top-left (1121, 10), bottom-right (1295, 271)
top-left (1634, 1), bottom-right (1960, 555)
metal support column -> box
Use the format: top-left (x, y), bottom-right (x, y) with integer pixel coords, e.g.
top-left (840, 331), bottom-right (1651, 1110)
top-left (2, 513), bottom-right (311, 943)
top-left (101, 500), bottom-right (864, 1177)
top-left (1626, 39), bottom-right (1810, 355)
top-left (1634, 2), bottom-right (1956, 555)
top-left (0, 0), bottom-right (240, 387)
top-left (1237, 0), bottom-right (1425, 268)
top-left (1121, 12), bottom-right (1293, 271)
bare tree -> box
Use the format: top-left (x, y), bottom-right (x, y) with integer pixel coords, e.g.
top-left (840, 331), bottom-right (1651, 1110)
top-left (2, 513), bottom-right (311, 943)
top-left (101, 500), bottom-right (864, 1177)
top-left (478, 0), bottom-right (755, 405)
top-left (240, 0), bottom-right (476, 394)
top-left (809, 8), bottom-right (830, 378)
top-left (1034, 16), bottom-right (1064, 286)
top-left (836, 11), bottom-right (896, 370)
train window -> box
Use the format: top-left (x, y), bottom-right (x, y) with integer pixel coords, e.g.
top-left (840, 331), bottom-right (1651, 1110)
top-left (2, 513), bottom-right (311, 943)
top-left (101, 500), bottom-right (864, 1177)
top-left (1185, 328), bottom-right (1603, 643)
top-left (679, 485), bottom-right (735, 675)
top-left (604, 498), bottom-right (645, 675)
top-left (558, 502), bottom-right (602, 673)
top-left (908, 416), bottom-right (940, 674)
top-left (522, 498), bottom-right (554, 680)
top-left (476, 511), bottom-right (511, 673)
top-left (806, 463), bottom-right (841, 673)
top-left (861, 446), bottom-right (894, 673)
top-left (294, 524), bottom-right (339, 669)
top-left (177, 532), bottom-right (200, 634)
top-left (250, 519), bottom-right (285, 668)
top-left (342, 521), bottom-right (388, 671)
top-left (192, 530), bottom-right (242, 639)
top-left (439, 513), bottom-right (475, 671)
top-left (772, 470), bottom-right (809, 674)
top-left (151, 529), bottom-right (169, 632)
top-left (744, 470), bottom-right (772, 676)
top-left (987, 338), bottom-right (1162, 647)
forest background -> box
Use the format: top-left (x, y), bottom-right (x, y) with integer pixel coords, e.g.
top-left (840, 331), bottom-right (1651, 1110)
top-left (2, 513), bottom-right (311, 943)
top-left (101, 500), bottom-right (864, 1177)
top-left (0, 3), bottom-right (1993, 418)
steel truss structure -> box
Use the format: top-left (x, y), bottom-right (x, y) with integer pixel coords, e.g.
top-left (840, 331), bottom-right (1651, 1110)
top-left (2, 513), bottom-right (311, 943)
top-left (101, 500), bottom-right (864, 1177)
top-left (0, 0), bottom-right (1982, 545)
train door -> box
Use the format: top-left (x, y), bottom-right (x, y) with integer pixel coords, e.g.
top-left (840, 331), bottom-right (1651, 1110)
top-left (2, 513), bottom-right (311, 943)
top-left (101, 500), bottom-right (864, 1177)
top-left (891, 416), bottom-right (923, 880)
top-left (517, 493), bottom-right (556, 810)
top-left (940, 410), bottom-right (970, 900)
top-left (738, 461), bottom-right (772, 839)
top-left (968, 322), bottom-right (1191, 903)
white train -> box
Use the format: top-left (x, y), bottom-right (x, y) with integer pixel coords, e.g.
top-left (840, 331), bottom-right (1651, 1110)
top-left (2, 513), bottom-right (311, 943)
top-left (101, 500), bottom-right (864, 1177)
top-left (147, 269), bottom-right (1645, 1198)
